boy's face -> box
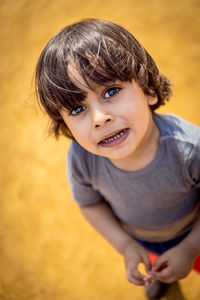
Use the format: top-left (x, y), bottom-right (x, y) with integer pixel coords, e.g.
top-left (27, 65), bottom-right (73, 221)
top-left (61, 65), bottom-right (159, 167)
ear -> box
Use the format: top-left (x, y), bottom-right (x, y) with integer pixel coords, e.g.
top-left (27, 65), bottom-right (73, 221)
top-left (147, 95), bottom-right (158, 106)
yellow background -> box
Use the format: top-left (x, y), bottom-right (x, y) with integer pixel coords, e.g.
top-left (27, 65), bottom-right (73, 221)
top-left (0, 0), bottom-right (200, 299)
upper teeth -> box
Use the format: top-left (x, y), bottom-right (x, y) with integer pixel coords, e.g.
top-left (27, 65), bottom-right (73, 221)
top-left (102, 130), bottom-right (126, 143)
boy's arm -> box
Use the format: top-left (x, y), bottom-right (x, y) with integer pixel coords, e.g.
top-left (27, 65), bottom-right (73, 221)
top-left (80, 200), bottom-right (133, 254)
top-left (151, 213), bottom-right (200, 283)
top-left (80, 200), bottom-right (152, 285)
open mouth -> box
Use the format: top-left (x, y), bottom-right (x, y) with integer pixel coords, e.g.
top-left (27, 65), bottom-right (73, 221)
top-left (98, 128), bottom-right (129, 147)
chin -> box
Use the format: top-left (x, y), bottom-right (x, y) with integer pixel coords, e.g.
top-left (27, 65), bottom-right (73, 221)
top-left (108, 148), bottom-right (134, 161)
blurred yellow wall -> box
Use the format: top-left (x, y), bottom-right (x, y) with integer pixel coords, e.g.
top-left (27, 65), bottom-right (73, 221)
top-left (0, 0), bottom-right (200, 299)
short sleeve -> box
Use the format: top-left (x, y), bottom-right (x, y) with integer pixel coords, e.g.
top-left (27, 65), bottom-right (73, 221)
top-left (67, 142), bottom-right (103, 206)
top-left (185, 143), bottom-right (200, 189)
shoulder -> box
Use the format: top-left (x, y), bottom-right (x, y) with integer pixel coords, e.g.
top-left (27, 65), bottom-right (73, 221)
top-left (67, 141), bottom-right (104, 205)
top-left (155, 114), bottom-right (200, 184)
top-left (154, 113), bottom-right (200, 146)
top-left (154, 113), bottom-right (200, 186)
top-left (67, 141), bottom-right (102, 180)
top-left (67, 141), bottom-right (91, 174)
top-left (68, 140), bottom-right (89, 161)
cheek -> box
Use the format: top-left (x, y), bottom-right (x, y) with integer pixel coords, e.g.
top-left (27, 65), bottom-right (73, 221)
top-left (66, 120), bottom-right (91, 146)
top-left (67, 124), bottom-right (83, 140)
top-left (63, 119), bottom-right (80, 138)
top-left (127, 102), bottom-right (151, 130)
top-left (124, 99), bottom-right (147, 118)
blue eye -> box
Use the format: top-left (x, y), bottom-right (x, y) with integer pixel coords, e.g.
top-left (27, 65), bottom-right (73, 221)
top-left (70, 105), bottom-right (87, 116)
top-left (104, 87), bottom-right (120, 99)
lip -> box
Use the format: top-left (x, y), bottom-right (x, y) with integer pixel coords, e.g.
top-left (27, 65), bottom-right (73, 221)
top-left (98, 128), bottom-right (130, 147)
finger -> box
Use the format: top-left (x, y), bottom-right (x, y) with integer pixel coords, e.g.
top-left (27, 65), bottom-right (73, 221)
top-left (128, 266), bottom-right (147, 284)
top-left (156, 273), bottom-right (177, 284)
top-left (141, 253), bottom-right (152, 273)
top-left (153, 267), bottom-right (174, 282)
top-left (127, 276), bottom-right (145, 286)
top-left (151, 255), bottom-right (168, 272)
top-left (144, 276), bottom-right (155, 285)
top-left (133, 267), bottom-right (146, 281)
top-left (127, 269), bottom-right (145, 285)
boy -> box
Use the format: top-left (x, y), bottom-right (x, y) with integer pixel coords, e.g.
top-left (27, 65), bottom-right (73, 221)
top-left (35, 19), bottom-right (200, 299)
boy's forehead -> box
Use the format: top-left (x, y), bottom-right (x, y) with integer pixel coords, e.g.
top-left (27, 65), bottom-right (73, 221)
top-left (67, 63), bottom-right (120, 93)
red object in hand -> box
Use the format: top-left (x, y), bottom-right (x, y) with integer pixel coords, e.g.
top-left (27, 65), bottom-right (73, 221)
top-left (156, 262), bottom-right (168, 272)
top-left (148, 252), bottom-right (200, 274)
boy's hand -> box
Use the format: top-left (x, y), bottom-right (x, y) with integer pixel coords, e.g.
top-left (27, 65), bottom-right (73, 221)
top-left (123, 240), bottom-right (153, 285)
top-left (149, 243), bottom-right (196, 283)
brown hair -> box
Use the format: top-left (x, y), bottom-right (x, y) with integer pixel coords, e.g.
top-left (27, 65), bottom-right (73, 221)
top-left (35, 18), bottom-right (172, 139)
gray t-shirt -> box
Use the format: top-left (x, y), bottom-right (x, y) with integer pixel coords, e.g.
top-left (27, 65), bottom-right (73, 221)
top-left (67, 113), bottom-right (200, 242)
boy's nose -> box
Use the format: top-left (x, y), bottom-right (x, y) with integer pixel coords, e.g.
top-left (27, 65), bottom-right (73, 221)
top-left (92, 106), bottom-right (114, 128)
